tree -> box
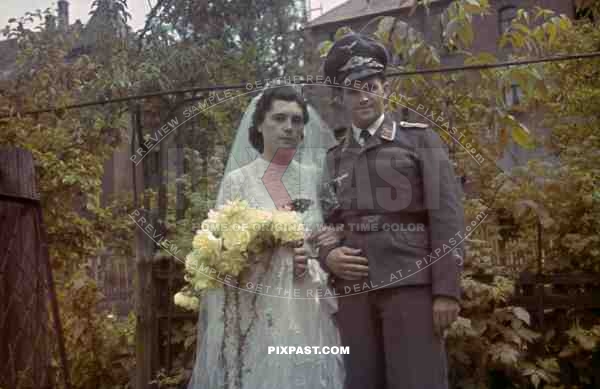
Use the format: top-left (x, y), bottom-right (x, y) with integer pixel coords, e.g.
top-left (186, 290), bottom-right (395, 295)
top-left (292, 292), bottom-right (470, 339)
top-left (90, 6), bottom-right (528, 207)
top-left (139, 0), bottom-right (306, 80)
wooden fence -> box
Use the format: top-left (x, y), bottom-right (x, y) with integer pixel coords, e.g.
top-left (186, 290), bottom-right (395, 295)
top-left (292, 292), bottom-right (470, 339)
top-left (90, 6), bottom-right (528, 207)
top-left (0, 148), bottom-right (70, 389)
top-left (470, 224), bottom-right (537, 271)
top-left (93, 251), bottom-right (135, 317)
top-left (470, 220), bottom-right (600, 333)
top-left (512, 272), bottom-right (600, 328)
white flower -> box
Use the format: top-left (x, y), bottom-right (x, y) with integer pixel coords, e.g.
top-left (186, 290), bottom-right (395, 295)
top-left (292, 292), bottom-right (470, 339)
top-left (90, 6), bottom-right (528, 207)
top-left (271, 210), bottom-right (305, 242)
top-left (193, 229), bottom-right (223, 254)
top-left (173, 292), bottom-right (199, 311)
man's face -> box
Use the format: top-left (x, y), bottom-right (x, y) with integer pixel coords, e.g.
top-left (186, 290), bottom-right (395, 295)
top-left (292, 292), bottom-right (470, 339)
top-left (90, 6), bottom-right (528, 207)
top-left (343, 76), bottom-right (390, 129)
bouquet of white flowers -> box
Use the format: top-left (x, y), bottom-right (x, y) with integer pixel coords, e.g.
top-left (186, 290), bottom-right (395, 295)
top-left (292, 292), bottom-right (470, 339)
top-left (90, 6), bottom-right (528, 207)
top-left (174, 199), bottom-right (306, 311)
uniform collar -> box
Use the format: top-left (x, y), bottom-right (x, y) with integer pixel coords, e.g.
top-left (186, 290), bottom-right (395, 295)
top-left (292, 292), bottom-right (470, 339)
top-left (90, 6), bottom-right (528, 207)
top-left (339, 114), bottom-right (396, 153)
top-left (352, 113), bottom-right (385, 142)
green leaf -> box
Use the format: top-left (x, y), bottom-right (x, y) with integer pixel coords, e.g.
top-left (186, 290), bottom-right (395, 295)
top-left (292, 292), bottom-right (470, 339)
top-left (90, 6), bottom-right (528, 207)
top-left (464, 0), bottom-right (483, 13)
top-left (184, 335), bottom-right (196, 349)
top-left (530, 66), bottom-right (544, 80)
top-left (547, 22), bottom-right (557, 45)
top-left (511, 123), bottom-right (535, 149)
top-left (512, 306), bottom-right (531, 325)
top-left (531, 373), bottom-right (541, 388)
top-left (492, 343), bottom-right (520, 365)
top-left (516, 327), bottom-right (541, 343)
top-left (445, 19), bottom-right (460, 40)
top-left (575, 333), bottom-right (597, 350)
top-left (429, 47), bottom-right (441, 65)
top-left (538, 358), bottom-right (560, 373)
top-left (391, 22), bottom-right (410, 54)
top-left (464, 52), bottom-right (497, 65)
top-left (457, 21), bottom-right (474, 47)
top-left (317, 40), bottom-right (333, 58)
top-left (376, 17), bottom-right (395, 42)
top-left (558, 15), bottom-right (571, 30)
top-left (335, 27), bottom-right (353, 41)
top-left (512, 23), bottom-right (531, 35)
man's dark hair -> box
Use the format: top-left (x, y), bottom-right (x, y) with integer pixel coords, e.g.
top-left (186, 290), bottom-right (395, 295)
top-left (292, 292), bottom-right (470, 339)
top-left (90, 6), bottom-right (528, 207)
top-left (249, 86), bottom-right (309, 153)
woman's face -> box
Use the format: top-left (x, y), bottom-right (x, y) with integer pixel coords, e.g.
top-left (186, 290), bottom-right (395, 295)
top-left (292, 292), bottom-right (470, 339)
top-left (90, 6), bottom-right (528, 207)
top-left (258, 99), bottom-right (305, 159)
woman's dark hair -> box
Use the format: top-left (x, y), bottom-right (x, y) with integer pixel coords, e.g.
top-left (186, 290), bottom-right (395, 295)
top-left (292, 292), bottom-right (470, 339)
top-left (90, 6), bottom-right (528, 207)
top-left (249, 86), bottom-right (309, 153)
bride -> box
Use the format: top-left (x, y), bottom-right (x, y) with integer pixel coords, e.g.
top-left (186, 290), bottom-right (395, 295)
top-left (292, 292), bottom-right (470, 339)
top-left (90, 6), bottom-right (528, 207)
top-left (187, 83), bottom-right (345, 389)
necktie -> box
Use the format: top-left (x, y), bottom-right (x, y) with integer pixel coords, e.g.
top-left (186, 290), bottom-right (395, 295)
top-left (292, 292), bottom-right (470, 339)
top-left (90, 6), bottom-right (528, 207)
top-left (359, 129), bottom-right (371, 145)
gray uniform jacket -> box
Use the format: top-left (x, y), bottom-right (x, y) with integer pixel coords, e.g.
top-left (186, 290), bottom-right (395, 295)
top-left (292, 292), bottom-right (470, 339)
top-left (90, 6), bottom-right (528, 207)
top-left (318, 114), bottom-right (464, 300)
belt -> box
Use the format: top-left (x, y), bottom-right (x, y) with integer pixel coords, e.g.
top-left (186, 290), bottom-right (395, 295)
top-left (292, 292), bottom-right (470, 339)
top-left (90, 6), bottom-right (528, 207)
top-left (342, 211), bottom-right (429, 229)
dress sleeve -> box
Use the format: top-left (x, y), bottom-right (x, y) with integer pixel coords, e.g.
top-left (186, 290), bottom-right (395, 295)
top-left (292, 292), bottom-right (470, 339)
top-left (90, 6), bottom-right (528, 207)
top-left (216, 170), bottom-right (245, 206)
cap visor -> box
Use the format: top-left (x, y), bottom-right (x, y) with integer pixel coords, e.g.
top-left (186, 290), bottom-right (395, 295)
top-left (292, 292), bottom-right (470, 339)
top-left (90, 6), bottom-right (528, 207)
top-left (344, 69), bottom-right (383, 83)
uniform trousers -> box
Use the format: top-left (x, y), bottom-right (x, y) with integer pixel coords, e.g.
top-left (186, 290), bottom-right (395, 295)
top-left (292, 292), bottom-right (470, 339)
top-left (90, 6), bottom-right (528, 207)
top-left (334, 284), bottom-right (449, 389)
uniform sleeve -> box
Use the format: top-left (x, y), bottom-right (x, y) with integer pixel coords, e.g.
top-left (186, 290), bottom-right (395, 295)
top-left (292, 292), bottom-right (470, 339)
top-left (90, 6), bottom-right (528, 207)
top-left (317, 153), bottom-right (340, 275)
top-left (418, 129), bottom-right (465, 301)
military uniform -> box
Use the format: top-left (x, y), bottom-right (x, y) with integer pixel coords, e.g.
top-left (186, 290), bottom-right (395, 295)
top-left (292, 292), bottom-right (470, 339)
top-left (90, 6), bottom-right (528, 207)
top-left (318, 33), bottom-right (465, 389)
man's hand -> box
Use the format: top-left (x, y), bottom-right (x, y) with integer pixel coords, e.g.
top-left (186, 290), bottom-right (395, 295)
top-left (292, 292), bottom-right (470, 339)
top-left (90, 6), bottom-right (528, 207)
top-left (311, 226), bottom-right (342, 248)
top-left (326, 246), bottom-right (369, 280)
top-left (433, 296), bottom-right (460, 336)
top-left (293, 247), bottom-right (308, 277)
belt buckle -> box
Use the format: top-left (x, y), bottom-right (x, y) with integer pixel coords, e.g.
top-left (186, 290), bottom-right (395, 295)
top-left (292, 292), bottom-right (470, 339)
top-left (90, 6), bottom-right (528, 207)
top-left (361, 215), bottom-right (381, 224)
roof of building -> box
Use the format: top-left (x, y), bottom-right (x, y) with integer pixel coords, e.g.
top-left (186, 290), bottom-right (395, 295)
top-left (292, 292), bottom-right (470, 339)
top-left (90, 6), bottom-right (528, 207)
top-left (80, 0), bottom-right (129, 48)
top-left (306, 0), bottom-right (416, 28)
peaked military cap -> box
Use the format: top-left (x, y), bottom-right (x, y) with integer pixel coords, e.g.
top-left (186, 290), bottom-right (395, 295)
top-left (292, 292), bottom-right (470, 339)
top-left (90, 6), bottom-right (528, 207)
top-left (324, 33), bottom-right (390, 84)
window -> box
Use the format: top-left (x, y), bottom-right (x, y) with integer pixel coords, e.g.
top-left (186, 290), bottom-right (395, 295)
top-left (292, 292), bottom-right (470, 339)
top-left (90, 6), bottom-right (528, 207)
top-left (498, 6), bottom-right (517, 35)
top-left (505, 82), bottom-right (523, 107)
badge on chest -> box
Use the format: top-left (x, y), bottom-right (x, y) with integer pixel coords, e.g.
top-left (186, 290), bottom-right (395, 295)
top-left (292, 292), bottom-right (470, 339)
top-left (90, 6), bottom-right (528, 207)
top-left (379, 121), bottom-right (396, 142)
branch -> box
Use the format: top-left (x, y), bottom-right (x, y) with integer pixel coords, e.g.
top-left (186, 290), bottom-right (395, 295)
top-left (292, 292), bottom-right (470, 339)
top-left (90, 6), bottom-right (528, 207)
top-left (136, 0), bottom-right (171, 53)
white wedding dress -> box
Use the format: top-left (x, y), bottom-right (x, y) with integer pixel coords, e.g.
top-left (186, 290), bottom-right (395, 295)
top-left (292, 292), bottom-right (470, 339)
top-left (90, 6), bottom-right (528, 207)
top-left (187, 157), bottom-right (345, 389)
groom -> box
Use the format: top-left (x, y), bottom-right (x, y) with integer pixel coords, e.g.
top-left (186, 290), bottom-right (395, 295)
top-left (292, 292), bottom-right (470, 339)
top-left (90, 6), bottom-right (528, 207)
top-left (317, 33), bottom-right (465, 389)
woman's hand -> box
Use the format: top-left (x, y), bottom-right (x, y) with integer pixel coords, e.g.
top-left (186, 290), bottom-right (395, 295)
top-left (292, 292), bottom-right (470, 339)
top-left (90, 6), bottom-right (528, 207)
top-left (293, 246), bottom-right (308, 278)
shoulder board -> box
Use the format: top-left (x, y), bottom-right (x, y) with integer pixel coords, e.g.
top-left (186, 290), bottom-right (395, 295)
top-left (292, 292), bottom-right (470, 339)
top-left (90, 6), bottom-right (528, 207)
top-left (399, 121), bottom-right (428, 129)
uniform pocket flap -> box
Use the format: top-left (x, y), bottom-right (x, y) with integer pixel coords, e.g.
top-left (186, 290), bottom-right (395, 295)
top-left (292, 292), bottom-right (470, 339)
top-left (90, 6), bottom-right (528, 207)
top-left (399, 230), bottom-right (429, 248)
